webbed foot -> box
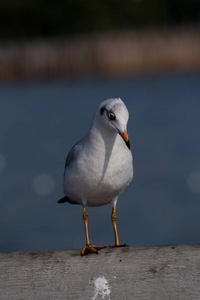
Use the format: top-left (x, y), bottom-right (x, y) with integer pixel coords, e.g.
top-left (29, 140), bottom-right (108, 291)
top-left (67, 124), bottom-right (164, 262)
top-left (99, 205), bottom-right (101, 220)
top-left (81, 244), bottom-right (106, 256)
top-left (109, 243), bottom-right (129, 248)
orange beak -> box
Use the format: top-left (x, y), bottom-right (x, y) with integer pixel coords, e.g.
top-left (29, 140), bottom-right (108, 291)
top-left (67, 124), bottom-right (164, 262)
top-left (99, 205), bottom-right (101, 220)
top-left (118, 129), bottom-right (130, 149)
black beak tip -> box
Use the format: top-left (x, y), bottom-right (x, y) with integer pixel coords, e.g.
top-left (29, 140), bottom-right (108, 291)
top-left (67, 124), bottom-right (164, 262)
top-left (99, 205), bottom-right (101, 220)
top-left (126, 140), bottom-right (130, 150)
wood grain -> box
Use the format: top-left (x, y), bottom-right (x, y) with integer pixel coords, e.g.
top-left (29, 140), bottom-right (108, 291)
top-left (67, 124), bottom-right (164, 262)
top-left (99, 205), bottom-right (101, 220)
top-left (0, 245), bottom-right (200, 299)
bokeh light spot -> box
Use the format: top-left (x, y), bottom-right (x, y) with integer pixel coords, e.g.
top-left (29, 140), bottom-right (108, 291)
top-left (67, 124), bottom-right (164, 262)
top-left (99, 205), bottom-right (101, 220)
top-left (187, 172), bottom-right (200, 194)
top-left (33, 173), bottom-right (55, 196)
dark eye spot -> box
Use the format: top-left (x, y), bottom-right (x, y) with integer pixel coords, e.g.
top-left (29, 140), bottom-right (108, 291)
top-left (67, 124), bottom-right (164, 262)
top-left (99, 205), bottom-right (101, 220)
top-left (100, 107), bottom-right (105, 115)
top-left (108, 112), bottom-right (116, 120)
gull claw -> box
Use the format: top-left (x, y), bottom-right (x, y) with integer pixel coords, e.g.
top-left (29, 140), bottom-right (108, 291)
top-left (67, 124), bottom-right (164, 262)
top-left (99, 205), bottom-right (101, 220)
top-left (81, 244), bottom-right (106, 256)
top-left (109, 243), bottom-right (129, 248)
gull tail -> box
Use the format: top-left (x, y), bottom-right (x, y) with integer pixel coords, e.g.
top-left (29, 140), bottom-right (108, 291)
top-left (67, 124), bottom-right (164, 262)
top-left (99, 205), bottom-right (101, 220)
top-left (57, 196), bottom-right (80, 205)
top-left (57, 196), bottom-right (70, 204)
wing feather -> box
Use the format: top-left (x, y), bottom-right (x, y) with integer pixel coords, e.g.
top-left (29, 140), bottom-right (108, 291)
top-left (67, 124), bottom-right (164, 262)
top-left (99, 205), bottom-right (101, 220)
top-left (64, 140), bottom-right (82, 173)
top-left (60, 140), bottom-right (83, 205)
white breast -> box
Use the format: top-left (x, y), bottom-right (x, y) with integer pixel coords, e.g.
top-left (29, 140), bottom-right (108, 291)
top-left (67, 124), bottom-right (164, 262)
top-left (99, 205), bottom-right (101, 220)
top-left (64, 126), bottom-right (133, 207)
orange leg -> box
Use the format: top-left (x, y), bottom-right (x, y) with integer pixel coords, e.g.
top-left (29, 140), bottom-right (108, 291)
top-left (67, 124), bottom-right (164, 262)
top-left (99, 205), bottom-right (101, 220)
top-left (81, 205), bottom-right (106, 256)
top-left (109, 207), bottom-right (129, 248)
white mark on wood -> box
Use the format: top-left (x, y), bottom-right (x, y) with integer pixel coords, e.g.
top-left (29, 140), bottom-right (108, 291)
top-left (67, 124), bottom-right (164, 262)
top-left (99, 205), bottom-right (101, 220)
top-left (92, 276), bottom-right (111, 300)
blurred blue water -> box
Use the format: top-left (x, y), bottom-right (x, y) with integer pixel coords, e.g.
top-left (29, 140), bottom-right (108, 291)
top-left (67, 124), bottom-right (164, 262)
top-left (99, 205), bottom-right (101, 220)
top-left (0, 73), bottom-right (200, 252)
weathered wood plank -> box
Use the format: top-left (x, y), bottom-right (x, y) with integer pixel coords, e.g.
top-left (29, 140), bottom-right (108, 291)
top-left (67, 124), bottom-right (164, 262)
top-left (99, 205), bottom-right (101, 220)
top-left (0, 245), bottom-right (200, 300)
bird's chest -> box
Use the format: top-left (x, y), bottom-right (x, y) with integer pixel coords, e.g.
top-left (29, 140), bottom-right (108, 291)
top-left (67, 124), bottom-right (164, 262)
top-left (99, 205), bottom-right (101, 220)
top-left (64, 134), bottom-right (133, 205)
top-left (77, 139), bottom-right (132, 189)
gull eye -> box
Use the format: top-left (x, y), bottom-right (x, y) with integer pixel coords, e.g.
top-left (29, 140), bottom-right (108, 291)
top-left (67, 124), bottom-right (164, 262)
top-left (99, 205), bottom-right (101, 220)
top-left (108, 112), bottom-right (116, 121)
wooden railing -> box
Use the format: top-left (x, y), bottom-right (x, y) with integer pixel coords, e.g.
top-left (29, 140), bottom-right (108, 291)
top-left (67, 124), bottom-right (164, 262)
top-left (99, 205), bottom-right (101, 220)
top-left (0, 244), bottom-right (200, 299)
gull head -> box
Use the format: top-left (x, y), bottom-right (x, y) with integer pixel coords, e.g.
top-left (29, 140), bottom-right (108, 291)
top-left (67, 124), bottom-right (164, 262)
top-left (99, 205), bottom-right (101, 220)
top-left (95, 98), bottom-right (130, 149)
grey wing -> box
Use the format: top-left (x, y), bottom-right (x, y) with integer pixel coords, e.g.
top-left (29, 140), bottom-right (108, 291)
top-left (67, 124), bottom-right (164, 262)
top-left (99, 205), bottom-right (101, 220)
top-left (62, 141), bottom-right (83, 205)
top-left (64, 140), bottom-right (82, 174)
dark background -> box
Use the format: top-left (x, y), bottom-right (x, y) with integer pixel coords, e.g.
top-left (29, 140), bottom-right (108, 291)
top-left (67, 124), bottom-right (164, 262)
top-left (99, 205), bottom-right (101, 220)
top-left (0, 0), bottom-right (200, 253)
top-left (1, 73), bottom-right (200, 252)
top-left (0, 0), bottom-right (200, 40)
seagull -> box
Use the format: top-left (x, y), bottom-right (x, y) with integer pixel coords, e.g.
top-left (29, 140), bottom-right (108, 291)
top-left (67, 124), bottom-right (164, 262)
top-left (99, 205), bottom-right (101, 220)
top-left (58, 98), bottom-right (133, 256)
